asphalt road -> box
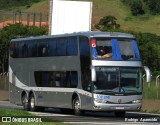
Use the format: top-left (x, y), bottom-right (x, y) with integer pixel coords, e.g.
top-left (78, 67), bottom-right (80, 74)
top-left (0, 101), bottom-right (160, 125)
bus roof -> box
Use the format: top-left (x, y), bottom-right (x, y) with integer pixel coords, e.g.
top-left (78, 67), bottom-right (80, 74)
top-left (11, 31), bottom-right (135, 42)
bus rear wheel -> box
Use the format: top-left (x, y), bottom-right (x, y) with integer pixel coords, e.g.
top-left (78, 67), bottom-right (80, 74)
top-left (28, 94), bottom-right (45, 112)
top-left (73, 97), bottom-right (84, 115)
top-left (22, 94), bottom-right (29, 111)
top-left (29, 93), bottom-right (37, 111)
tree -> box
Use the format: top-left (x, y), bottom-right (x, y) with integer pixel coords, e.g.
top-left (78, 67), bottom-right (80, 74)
top-left (130, 0), bottom-right (144, 16)
top-left (0, 23), bottom-right (48, 73)
top-left (121, 0), bottom-right (160, 15)
top-left (121, 0), bottom-right (145, 16)
top-left (134, 32), bottom-right (160, 73)
top-left (0, 0), bottom-right (42, 9)
top-left (147, 0), bottom-right (160, 14)
top-left (121, 0), bottom-right (131, 5)
top-left (95, 16), bottom-right (120, 31)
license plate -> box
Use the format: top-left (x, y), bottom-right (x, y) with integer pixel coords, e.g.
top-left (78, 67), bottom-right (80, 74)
top-left (116, 107), bottom-right (124, 110)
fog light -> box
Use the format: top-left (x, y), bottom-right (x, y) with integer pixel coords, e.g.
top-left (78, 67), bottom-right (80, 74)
top-left (132, 99), bottom-right (141, 103)
top-left (137, 106), bottom-right (141, 110)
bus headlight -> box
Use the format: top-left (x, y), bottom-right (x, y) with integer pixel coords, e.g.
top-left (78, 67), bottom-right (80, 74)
top-left (132, 99), bottom-right (141, 104)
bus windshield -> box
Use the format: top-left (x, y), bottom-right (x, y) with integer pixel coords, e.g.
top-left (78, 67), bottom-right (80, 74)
top-left (93, 67), bottom-right (142, 95)
top-left (91, 37), bottom-right (140, 61)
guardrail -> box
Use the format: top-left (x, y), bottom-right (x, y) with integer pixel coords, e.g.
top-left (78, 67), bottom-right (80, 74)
top-left (0, 10), bottom-right (48, 28)
top-left (0, 72), bottom-right (8, 77)
top-left (156, 75), bottom-right (160, 99)
top-left (156, 75), bottom-right (160, 88)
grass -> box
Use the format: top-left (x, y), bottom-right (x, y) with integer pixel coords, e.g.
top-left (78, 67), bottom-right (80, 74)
top-left (0, 109), bottom-right (70, 125)
top-left (0, 109), bottom-right (34, 116)
top-left (141, 81), bottom-right (160, 114)
top-left (25, 0), bottom-right (49, 15)
top-left (143, 81), bottom-right (160, 100)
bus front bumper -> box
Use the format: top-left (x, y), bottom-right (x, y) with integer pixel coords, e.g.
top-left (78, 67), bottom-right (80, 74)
top-left (92, 102), bottom-right (142, 111)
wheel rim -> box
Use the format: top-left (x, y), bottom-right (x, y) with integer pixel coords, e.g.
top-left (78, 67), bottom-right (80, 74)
top-left (22, 95), bottom-right (27, 107)
top-left (30, 97), bottom-right (35, 109)
top-left (74, 99), bottom-right (80, 111)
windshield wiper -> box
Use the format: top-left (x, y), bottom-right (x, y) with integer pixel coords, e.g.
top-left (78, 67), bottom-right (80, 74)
top-left (95, 90), bottom-right (114, 94)
top-left (125, 89), bottom-right (139, 93)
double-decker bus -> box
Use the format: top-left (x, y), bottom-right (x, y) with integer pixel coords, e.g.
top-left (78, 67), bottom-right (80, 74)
top-left (9, 32), bottom-right (151, 117)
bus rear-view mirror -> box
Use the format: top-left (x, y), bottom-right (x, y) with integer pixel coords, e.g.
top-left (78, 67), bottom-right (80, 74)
top-left (144, 66), bottom-right (152, 83)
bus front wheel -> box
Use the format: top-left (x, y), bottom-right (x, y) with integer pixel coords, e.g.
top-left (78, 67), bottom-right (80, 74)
top-left (73, 97), bottom-right (84, 115)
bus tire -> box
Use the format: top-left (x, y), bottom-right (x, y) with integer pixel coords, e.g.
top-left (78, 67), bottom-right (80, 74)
top-left (114, 111), bottom-right (125, 117)
top-left (22, 94), bottom-right (29, 111)
top-left (73, 97), bottom-right (84, 115)
top-left (29, 93), bottom-right (37, 112)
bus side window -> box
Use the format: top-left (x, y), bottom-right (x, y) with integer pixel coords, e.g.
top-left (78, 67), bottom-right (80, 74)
top-left (61, 72), bottom-right (67, 87)
top-left (19, 42), bottom-right (24, 58)
top-left (79, 36), bottom-right (90, 57)
top-left (22, 43), bottom-right (28, 57)
top-left (38, 40), bottom-right (48, 57)
top-left (14, 42), bottom-right (20, 58)
top-left (32, 41), bottom-right (38, 57)
top-left (48, 72), bottom-right (55, 87)
top-left (67, 37), bottom-right (78, 56)
top-left (70, 71), bottom-right (78, 88)
top-left (34, 72), bottom-right (42, 87)
top-left (10, 43), bottom-right (14, 58)
top-left (28, 42), bottom-right (33, 57)
top-left (55, 72), bottom-right (61, 87)
top-left (48, 38), bottom-right (56, 56)
top-left (35, 71), bottom-right (78, 88)
top-left (56, 38), bottom-right (67, 56)
top-left (66, 71), bottom-right (78, 88)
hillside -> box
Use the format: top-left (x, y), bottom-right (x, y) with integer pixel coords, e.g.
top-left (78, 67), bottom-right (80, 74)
top-left (1, 0), bottom-right (160, 35)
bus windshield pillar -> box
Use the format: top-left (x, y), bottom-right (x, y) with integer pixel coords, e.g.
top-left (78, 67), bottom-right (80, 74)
top-left (91, 66), bottom-right (96, 82)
